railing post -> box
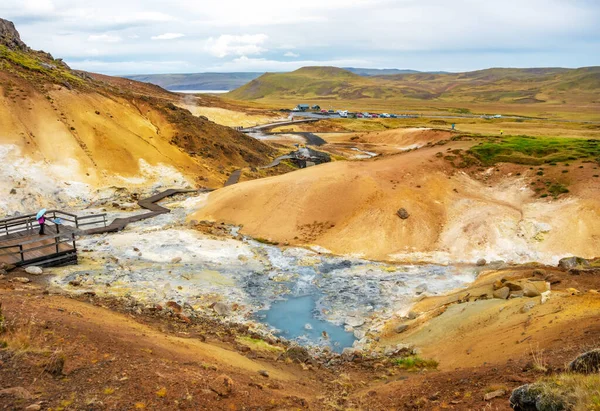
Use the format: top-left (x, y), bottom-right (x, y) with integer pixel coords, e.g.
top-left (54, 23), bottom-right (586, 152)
top-left (19, 244), bottom-right (24, 262)
top-left (72, 233), bottom-right (76, 251)
top-left (55, 236), bottom-right (59, 254)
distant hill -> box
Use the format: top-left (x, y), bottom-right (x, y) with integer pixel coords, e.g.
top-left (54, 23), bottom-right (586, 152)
top-left (227, 66), bottom-right (600, 107)
top-left (124, 72), bottom-right (263, 91)
top-left (344, 68), bottom-right (421, 76)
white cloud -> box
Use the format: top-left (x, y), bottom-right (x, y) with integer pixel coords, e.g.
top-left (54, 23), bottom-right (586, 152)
top-left (151, 33), bottom-right (185, 40)
top-left (205, 34), bottom-right (268, 58)
top-left (88, 34), bottom-right (122, 43)
top-left (68, 59), bottom-right (193, 75)
top-left (0, 0), bottom-right (598, 74)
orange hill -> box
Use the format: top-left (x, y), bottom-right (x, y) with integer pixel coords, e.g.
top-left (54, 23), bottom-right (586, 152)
top-left (191, 137), bottom-right (600, 264)
top-left (0, 18), bottom-right (274, 191)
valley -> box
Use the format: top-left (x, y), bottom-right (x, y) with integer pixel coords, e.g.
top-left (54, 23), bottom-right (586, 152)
top-left (0, 16), bottom-right (599, 411)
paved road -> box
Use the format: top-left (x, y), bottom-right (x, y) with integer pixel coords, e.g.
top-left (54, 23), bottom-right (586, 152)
top-left (240, 118), bottom-right (319, 132)
top-left (292, 112), bottom-right (600, 124)
top-left (269, 132), bottom-right (327, 146)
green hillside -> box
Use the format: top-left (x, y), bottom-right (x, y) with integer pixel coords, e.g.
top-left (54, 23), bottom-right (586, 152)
top-left (227, 66), bottom-right (600, 109)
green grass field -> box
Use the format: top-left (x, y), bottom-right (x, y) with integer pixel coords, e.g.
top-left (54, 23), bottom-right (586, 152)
top-left (469, 136), bottom-right (600, 166)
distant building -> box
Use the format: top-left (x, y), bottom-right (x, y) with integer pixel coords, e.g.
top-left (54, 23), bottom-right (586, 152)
top-left (295, 104), bottom-right (310, 111)
top-left (311, 105), bottom-right (320, 110)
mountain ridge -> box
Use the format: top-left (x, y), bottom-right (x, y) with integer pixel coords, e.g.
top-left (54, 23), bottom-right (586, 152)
top-left (227, 65), bottom-right (600, 108)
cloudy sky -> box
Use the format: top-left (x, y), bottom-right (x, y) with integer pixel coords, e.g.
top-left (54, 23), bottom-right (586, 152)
top-left (1, 0), bottom-right (599, 75)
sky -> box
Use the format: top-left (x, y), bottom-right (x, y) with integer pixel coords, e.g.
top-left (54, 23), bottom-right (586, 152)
top-left (1, 0), bottom-right (599, 75)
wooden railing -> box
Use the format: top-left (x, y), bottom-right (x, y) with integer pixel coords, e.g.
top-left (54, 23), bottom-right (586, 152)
top-left (0, 210), bottom-right (107, 237)
top-left (0, 232), bottom-right (76, 265)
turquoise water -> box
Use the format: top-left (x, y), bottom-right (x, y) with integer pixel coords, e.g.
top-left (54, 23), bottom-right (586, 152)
top-left (259, 295), bottom-right (356, 352)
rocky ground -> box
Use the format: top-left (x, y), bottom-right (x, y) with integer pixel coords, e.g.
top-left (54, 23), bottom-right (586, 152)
top-left (0, 256), bottom-right (598, 410)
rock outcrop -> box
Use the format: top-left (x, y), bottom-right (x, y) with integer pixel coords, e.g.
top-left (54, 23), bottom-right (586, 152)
top-left (0, 18), bottom-right (28, 51)
top-left (568, 349), bottom-right (600, 374)
top-left (558, 256), bottom-right (590, 270)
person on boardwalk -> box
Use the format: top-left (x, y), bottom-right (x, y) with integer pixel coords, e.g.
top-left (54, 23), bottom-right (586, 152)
top-left (36, 209), bottom-right (46, 235)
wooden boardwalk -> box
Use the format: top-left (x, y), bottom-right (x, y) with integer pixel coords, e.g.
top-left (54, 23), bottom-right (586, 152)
top-left (83, 188), bottom-right (199, 235)
top-left (0, 225), bottom-right (77, 267)
top-left (0, 188), bottom-right (200, 267)
top-left (224, 170), bottom-right (242, 187)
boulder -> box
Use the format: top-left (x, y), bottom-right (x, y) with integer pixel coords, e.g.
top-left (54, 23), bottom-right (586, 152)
top-left (258, 370), bottom-right (269, 378)
top-left (396, 208), bottom-right (410, 219)
top-left (209, 374), bottom-right (234, 397)
top-left (520, 302), bottom-right (535, 313)
top-left (544, 274), bottom-right (561, 285)
top-left (493, 286), bottom-right (510, 300)
top-left (476, 258), bottom-right (487, 266)
top-left (341, 348), bottom-right (358, 361)
top-left (394, 324), bottom-right (409, 334)
top-left (407, 311), bottom-right (419, 320)
top-left (25, 266), bottom-right (43, 275)
top-left (284, 346), bottom-right (310, 363)
top-left (213, 302), bottom-right (230, 316)
top-left (523, 283), bottom-right (541, 298)
top-left (415, 283), bottom-right (428, 295)
top-left (540, 291), bottom-right (551, 304)
top-left (504, 281), bottom-right (523, 291)
top-left (166, 301), bottom-right (182, 313)
top-left (345, 317), bottom-right (365, 328)
top-left (0, 386), bottom-right (32, 400)
top-left (354, 329), bottom-right (366, 339)
top-left (510, 383), bottom-right (575, 411)
top-left (0, 263), bottom-right (15, 272)
top-left (493, 280), bottom-right (505, 290)
top-left (483, 389), bottom-right (505, 401)
top-left (0, 18), bottom-right (29, 51)
top-left (510, 385), bottom-right (539, 410)
top-left (509, 291), bottom-right (524, 299)
top-left (171, 257), bottom-right (182, 263)
top-left (12, 277), bottom-right (31, 284)
top-left (568, 349), bottom-right (600, 374)
top-left (558, 256), bottom-right (590, 271)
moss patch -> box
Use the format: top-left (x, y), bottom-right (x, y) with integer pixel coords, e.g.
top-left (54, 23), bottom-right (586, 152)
top-left (392, 356), bottom-right (438, 371)
top-left (235, 336), bottom-right (283, 353)
top-left (469, 136), bottom-right (600, 166)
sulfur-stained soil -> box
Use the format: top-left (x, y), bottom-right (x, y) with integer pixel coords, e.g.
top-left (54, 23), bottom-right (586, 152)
top-left (1, 264), bottom-right (599, 410)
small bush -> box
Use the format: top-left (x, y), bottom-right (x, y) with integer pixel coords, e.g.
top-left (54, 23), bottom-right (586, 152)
top-left (393, 356), bottom-right (438, 371)
top-left (548, 184), bottom-right (569, 198)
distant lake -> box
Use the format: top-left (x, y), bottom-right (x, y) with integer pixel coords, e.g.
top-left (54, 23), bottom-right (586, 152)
top-left (168, 90), bottom-right (230, 94)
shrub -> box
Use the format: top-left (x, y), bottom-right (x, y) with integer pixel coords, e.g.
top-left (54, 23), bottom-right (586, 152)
top-left (393, 356), bottom-right (438, 371)
top-left (548, 184), bottom-right (569, 198)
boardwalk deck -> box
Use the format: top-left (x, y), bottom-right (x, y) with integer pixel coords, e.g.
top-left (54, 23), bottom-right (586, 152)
top-left (0, 188), bottom-right (200, 267)
top-left (0, 226), bottom-right (76, 266)
top-left (84, 188), bottom-right (199, 235)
